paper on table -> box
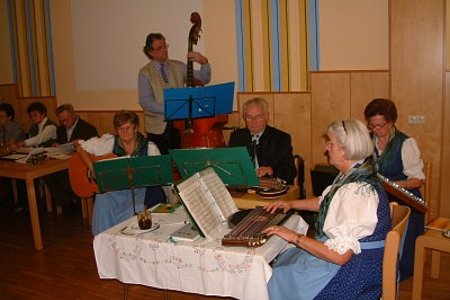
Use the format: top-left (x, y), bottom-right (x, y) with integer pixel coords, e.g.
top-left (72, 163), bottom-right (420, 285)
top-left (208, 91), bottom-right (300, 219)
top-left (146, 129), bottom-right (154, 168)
top-left (152, 206), bottom-right (190, 225)
top-left (0, 153), bottom-right (27, 160)
top-left (426, 217), bottom-right (450, 231)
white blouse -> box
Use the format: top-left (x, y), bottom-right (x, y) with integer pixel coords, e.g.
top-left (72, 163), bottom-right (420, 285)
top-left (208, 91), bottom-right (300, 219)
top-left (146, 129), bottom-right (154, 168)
top-left (79, 133), bottom-right (160, 156)
top-left (319, 182), bottom-right (379, 255)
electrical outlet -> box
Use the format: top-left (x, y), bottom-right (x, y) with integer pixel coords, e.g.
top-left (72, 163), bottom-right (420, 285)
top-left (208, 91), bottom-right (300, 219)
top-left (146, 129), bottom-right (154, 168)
top-left (408, 115), bottom-right (425, 124)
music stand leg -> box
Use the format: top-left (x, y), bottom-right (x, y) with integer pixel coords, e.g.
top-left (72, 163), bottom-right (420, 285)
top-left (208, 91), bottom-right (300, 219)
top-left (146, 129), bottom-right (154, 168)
top-left (131, 186), bottom-right (136, 215)
top-left (123, 283), bottom-right (128, 300)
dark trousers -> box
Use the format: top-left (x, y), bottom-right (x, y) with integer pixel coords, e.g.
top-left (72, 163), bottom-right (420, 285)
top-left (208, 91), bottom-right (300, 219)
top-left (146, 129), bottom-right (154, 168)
top-left (398, 209), bottom-right (425, 281)
top-left (0, 178), bottom-right (13, 204)
top-left (147, 122), bottom-right (180, 154)
top-left (14, 179), bottom-right (42, 208)
top-left (44, 170), bottom-right (76, 206)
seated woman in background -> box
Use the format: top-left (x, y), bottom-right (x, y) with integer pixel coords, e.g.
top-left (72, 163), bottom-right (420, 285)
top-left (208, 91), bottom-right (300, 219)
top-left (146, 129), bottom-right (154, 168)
top-left (263, 119), bottom-right (390, 300)
top-left (364, 98), bottom-right (425, 281)
top-left (76, 110), bottom-right (165, 235)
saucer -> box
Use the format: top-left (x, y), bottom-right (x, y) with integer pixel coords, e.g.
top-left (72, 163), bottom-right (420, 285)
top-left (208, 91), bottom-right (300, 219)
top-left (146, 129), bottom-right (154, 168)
top-left (120, 222), bottom-right (160, 236)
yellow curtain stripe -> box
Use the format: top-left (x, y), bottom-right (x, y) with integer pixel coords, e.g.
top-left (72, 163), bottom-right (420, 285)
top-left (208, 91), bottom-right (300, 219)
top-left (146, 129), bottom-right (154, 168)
top-left (34, 0), bottom-right (51, 96)
top-left (15, 0), bottom-right (31, 96)
top-left (279, 0), bottom-right (289, 91)
top-left (261, 0), bottom-right (271, 91)
top-left (299, 0), bottom-right (308, 90)
top-left (243, 0), bottom-right (253, 91)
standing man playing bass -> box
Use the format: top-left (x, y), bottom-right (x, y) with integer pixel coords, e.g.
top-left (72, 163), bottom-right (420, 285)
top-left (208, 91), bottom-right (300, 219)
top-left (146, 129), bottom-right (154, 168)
top-left (138, 32), bottom-right (211, 154)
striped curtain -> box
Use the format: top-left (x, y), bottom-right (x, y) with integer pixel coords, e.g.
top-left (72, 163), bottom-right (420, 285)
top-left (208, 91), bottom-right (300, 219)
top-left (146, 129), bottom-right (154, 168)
top-left (8, 0), bottom-right (55, 97)
top-left (235, 0), bottom-right (311, 92)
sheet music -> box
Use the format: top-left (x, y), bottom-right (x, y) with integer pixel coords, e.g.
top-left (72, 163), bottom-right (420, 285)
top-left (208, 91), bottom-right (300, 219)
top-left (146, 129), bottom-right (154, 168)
top-left (175, 168), bottom-right (236, 240)
top-left (199, 168), bottom-right (237, 220)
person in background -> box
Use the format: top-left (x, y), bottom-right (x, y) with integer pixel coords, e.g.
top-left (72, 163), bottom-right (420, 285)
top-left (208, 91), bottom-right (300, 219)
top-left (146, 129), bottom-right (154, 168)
top-left (0, 103), bottom-right (26, 205)
top-left (9, 101), bottom-right (57, 151)
top-left (76, 111), bottom-right (165, 235)
top-left (7, 102), bottom-right (57, 212)
top-left (44, 103), bottom-right (99, 215)
top-left (138, 32), bottom-right (211, 154)
top-left (263, 119), bottom-right (390, 299)
top-left (364, 98), bottom-right (425, 281)
top-left (54, 103), bottom-right (98, 145)
top-left (228, 97), bottom-right (296, 185)
top-left (0, 102), bottom-right (26, 153)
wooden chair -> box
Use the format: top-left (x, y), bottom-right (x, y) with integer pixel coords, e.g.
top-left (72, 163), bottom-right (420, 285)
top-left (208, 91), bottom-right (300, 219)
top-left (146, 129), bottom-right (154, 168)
top-left (81, 197), bottom-right (94, 226)
top-left (293, 154), bottom-right (306, 199)
top-left (382, 204), bottom-right (411, 299)
top-left (45, 183), bottom-right (93, 226)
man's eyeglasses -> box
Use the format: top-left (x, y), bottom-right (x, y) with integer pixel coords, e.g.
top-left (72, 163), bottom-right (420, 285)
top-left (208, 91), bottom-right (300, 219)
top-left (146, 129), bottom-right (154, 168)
top-left (152, 43), bottom-right (169, 52)
top-left (367, 122), bottom-right (388, 131)
top-left (244, 114), bottom-right (266, 122)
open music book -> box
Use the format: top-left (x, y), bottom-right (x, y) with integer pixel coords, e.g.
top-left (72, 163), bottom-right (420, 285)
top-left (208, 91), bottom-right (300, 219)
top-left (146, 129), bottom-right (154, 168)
top-left (173, 167), bottom-right (238, 241)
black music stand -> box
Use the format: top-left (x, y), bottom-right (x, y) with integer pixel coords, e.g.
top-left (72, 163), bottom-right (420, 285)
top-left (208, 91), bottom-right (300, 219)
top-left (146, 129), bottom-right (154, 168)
top-left (164, 82), bottom-right (234, 130)
top-left (169, 146), bottom-right (259, 187)
top-left (93, 155), bottom-right (173, 215)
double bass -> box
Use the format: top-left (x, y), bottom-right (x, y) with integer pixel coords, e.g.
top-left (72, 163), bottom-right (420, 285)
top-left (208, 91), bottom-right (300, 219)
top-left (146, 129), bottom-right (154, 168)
top-left (173, 12), bottom-right (228, 148)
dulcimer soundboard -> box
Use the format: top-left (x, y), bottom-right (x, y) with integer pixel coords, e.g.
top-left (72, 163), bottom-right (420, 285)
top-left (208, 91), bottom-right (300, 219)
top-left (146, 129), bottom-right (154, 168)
top-left (378, 174), bottom-right (428, 213)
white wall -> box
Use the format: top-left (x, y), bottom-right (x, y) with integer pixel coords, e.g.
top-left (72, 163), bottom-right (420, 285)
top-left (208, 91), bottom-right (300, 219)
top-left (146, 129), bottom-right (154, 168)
top-left (51, 0), bottom-right (238, 110)
top-left (71, 0), bottom-right (203, 91)
top-left (318, 0), bottom-right (389, 70)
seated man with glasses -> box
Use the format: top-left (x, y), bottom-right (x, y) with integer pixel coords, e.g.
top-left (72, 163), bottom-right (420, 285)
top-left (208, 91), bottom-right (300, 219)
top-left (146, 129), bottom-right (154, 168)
top-left (364, 97), bottom-right (425, 281)
top-left (228, 97), bottom-right (296, 184)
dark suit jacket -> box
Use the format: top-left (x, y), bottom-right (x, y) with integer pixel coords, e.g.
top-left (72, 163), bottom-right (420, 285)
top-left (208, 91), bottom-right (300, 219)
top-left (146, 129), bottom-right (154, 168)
top-left (228, 125), bottom-right (296, 184)
top-left (56, 117), bottom-right (98, 143)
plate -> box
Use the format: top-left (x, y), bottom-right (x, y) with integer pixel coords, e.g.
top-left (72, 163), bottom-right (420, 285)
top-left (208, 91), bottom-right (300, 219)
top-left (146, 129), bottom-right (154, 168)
top-left (443, 229), bottom-right (450, 239)
top-left (120, 222), bottom-right (160, 235)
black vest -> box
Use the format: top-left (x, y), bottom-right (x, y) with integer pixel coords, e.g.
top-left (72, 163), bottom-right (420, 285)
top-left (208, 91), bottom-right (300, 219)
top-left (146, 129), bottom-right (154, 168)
top-left (29, 118), bottom-right (57, 147)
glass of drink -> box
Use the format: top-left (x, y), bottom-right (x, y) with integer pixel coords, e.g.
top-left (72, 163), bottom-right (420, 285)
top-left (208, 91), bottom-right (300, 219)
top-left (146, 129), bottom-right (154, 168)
top-left (137, 209), bottom-right (152, 230)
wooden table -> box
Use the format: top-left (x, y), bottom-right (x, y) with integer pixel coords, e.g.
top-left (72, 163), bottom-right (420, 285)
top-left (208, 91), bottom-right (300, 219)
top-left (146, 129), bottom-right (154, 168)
top-left (0, 159), bottom-right (69, 250)
top-left (412, 228), bottom-right (450, 299)
top-left (232, 185), bottom-right (299, 209)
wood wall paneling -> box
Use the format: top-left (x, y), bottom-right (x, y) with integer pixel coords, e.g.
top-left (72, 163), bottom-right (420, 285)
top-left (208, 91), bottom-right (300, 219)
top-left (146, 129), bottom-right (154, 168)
top-left (0, 84), bottom-right (19, 108)
top-left (273, 92), bottom-right (312, 196)
top-left (442, 73), bottom-right (450, 217)
top-left (310, 72), bottom-right (351, 167)
top-left (223, 111), bottom-right (240, 144)
top-left (273, 93), bottom-right (311, 163)
top-left (1, 84), bottom-right (57, 133)
top-left (390, 0), bottom-right (445, 220)
top-left (17, 97), bottom-right (57, 133)
top-left (349, 71), bottom-right (390, 121)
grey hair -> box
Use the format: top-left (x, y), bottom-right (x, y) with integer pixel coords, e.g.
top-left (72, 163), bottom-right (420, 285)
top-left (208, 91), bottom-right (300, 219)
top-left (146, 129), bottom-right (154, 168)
top-left (327, 119), bottom-right (373, 160)
top-left (242, 97), bottom-right (269, 116)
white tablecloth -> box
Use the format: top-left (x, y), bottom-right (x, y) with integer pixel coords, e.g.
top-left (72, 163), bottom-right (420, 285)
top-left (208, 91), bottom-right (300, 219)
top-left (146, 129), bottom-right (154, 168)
top-left (94, 207), bottom-right (308, 300)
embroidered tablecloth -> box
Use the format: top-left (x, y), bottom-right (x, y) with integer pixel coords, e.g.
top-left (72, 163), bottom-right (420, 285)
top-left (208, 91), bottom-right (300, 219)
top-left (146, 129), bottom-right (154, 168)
top-left (94, 207), bottom-right (308, 300)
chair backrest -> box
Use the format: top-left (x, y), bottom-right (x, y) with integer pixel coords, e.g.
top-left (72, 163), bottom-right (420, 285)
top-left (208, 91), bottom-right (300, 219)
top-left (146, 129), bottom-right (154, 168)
top-left (382, 204), bottom-right (411, 299)
top-left (293, 154), bottom-right (306, 199)
top-left (420, 161), bottom-right (432, 223)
